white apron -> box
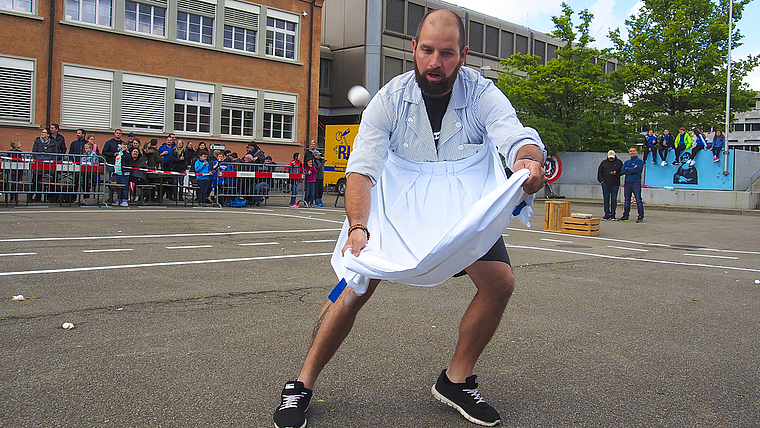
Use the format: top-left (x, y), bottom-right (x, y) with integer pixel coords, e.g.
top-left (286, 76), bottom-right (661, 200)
top-left (330, 145), bottom-right (533, 295)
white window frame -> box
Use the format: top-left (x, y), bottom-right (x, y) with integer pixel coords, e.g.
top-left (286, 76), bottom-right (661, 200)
top-left (122, 74), bottom-right (167, 131)
top-left (262, 92), bottom-right (296, 141)
top-left (61, 65), bottom-right (113, 129)
top-left (65, 0), bottom-right (113, 27)
top-left (223, 0), bottom-right (259, 54)
top-left (220, 87), bottom-right (257, 137)
top-left (177, 11), bottom-right (213, 44)
top-left (223, 25), bottom-right (256, 53)
top-left (0, 0), bottom-right (33, 14)
top-left (176, 0), bottom-right (216, 45)
top-left (0, 56), bottom-right (34, 124)
top-left (125, 0), bottom-right (166, 37)
top-left (173, 81), bottom-right (213, 134)
top-left (265, 10), bottom-right (298, 60)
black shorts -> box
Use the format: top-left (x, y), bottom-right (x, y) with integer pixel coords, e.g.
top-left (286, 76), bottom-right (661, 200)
top-left (453, 236), bottom-right (510, 277)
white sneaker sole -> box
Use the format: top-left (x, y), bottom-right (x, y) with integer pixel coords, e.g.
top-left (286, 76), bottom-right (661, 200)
top-left (431, 385), bottom-right (500, 426)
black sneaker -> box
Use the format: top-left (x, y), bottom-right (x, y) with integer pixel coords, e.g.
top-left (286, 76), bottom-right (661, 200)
top-left (432, 369), bottom-right (500, 426)
top-left (636, 218), bottom-right (644, 223)
top-left (274, 381), bottom-right (312, 428)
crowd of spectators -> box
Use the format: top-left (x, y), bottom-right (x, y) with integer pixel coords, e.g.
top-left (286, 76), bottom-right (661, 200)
top-left (3, 125), bottom-right (329, 208)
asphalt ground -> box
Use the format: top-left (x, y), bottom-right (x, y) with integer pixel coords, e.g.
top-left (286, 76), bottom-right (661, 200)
top-left (1, 198), bottom-right (759, 427)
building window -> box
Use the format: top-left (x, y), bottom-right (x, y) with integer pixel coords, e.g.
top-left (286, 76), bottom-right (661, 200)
top-left (0, 0), bottom-right (32, 14)
top-left (319, 58), bottom-right (330, 92)
top-left (61, 66), bottom-right (113, 129)
top-left (263, 97), bottom-right (295, 141)
top-left (0, 57), bottom-right (34, 124)
top-left (224, 1), bottom-right (259, 53)
top-left (383, 56), bottom-right (402, 85)
top-left (406, 2), bottom-right (424, 37)
top-left (122, 75), bottom-right (167, 131)
top-left (733, 124), bottom-right (744, 132)
top-left (501, 31), bottom-right (514, 57)
top-left (515, 34), bottom-right (529, 55)
top-left (220, 91), bottom-right (256, 137)
top-left (468, 21), bottom-right (483, 54)
top-left (224, 26), bottom-right (256, 52)
top-left (534, 40), bottom-right (546, 65)
top-left (174, 89), bottom-right (211, 133)
top-left (385, 0), bottom-right (404, 33)
top-left (125, 1), bottom-right (165, 36)
top-left (177, 12), bottom-right (213, 44)
top-left (485, 25), bottom-right (499, 57)
top-left (65, 0), bottom-right (113, 26)
top-left (266, 17), bottom-right (296, 60)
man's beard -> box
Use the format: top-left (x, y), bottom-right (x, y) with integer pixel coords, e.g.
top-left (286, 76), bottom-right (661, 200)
top-left (414, 58), bottom-right (460, 97)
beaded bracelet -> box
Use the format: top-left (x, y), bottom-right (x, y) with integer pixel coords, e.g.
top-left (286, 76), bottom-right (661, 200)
top-left (348, 223), bottom-right (370, 240)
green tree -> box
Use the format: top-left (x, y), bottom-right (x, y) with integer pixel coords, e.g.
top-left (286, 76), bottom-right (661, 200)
top-left (609, 0), bottom-right (759, 132)
top-left (497, 3), bottom-right (633, 154)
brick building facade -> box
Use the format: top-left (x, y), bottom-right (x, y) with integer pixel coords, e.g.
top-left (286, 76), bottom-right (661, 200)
top-left (0, 0), bottom-right (322, 162)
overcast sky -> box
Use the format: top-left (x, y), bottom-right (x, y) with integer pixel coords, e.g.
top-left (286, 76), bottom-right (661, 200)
top-left (447, 0), bottom-right (760, 91)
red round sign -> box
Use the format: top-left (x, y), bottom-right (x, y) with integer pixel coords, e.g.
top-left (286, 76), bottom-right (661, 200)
top-left (545, 154), bottom-right (562, 183)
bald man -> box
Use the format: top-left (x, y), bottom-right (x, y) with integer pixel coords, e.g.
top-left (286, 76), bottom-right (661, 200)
top-left (273, 9), bottom-right (546, 427)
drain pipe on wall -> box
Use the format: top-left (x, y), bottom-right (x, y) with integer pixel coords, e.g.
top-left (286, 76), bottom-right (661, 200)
top-left (46, 0), bottom-right (55, 126)
top-left (305, 0), bottom-right (317, 145)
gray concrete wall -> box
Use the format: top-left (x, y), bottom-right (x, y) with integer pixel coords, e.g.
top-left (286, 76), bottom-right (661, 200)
top-left (734, 150), bottom-right (760, 191)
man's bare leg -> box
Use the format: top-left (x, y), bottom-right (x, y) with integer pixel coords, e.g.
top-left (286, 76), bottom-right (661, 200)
top-left (297, 279), bottom-right (381, 389)
top-left (446, 261), bottom-right (515, 383)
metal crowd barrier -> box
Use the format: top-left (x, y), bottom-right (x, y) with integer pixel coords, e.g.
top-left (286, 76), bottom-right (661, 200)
top-left (1, 151), bottom-right (106, 205)
top-left (214, 162), bottom-right (305, 207)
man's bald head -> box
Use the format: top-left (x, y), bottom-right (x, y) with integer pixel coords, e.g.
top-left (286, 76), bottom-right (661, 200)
top-left (415, 9), bottom-right (466, 53)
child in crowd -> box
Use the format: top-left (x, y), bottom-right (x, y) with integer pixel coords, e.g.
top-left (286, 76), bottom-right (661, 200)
top-left (304, 158), bottom-right (317, 207)
top-left (113, 141), bottom-right (131, 206)
top-left (6, 140), bottom-right (22, 203)
top-left (285, 152), bottom-right (303, 208)
top-left (194, 151), bottom-right (211, 207)
top-left (712, 129), bottom-right (725, 162)
top-left (87, 135), bottom-right (100, 154)
top-left (81, 142), bottom-right (99, 199)
top-left (672, 127), bottom-right (692, 166)
top-left (658, 129), bottom-right (672, 166)
top-left (690, 127), bottom-right (708, 166)
top-left (212, 152), bottom-right (230, 206)
top-left (643, 129), bottom-right (657, 164)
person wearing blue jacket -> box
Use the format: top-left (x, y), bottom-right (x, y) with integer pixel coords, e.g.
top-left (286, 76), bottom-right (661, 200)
top-left (711, 129), bottom-right (725, 162)
top-left (620, 146), bottom-right (644, 223)
top-left (690, 127), bottom-right (709, 166)
top-left (194, 150), bottom-right (211, 206)
top-left (643, 129), bottom-right (658, 164)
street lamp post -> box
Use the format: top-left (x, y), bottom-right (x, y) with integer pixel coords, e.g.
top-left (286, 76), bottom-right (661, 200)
top-left (724, 0), bottom-right (733, 176)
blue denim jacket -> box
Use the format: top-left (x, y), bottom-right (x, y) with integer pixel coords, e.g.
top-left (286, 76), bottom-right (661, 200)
top-left (346, 66), bottom-right (545, 183)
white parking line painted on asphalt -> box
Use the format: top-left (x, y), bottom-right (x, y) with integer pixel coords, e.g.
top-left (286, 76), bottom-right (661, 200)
top-left (685, 253), bottom-right (739, 260)
top-left (507, 227), bottom-right (745, 252)
top-left (0, 252), bottom-right (334, 277)
top-left (165, 245), bottom-right (213, 250)
top-left (697, 248), bottom-right (760, 255)
top-left (82, 249), bottom-right (134, 253)
top-left (608, 245), bottom-right (649, 252)
top-left (0, 228), bottom-right (342, 243)
top-left (505, 244), bottom-right (760, 273)
top-left (0, 252), bottom-right (37, 257)
top-left (540, 238), bottom-right (574, 243)
top-left (239, 242), bottom-right (279, 246)
top-left (303, 239), bottom-right (336, 243)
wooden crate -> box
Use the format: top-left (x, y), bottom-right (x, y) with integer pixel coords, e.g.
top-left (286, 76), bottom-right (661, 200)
top-left (544, 200), bottom-right (571, 232)
top-left (561, 216), bottom-right (600, 236)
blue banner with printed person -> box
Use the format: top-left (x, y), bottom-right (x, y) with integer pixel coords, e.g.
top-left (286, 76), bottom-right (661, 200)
top-left (643, 149), bottom-right (734, 190)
